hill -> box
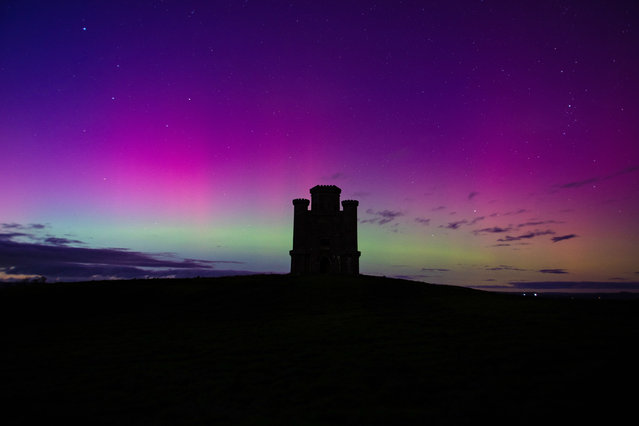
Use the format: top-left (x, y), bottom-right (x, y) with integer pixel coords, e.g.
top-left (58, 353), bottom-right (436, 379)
top-left (1, 274), bottom-right (638, 424)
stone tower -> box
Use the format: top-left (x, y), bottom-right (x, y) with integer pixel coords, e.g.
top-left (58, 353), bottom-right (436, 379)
top-left (290, 185), bottom-right (360, 275)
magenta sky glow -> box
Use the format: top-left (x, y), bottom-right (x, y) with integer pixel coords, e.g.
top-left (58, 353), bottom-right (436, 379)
top-left (1, 1), bottom-right (638, 291)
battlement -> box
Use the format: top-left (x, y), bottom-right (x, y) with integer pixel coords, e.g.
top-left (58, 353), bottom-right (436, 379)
top-left (310, 185), bottom-right (341, 195)
top-left (341, 200), bottom-right (359, 207)
top-left (292, 198), bottom-right (310, 205)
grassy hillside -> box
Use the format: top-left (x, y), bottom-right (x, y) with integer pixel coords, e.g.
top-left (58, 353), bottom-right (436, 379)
top-left (1, 274), bottom-right (638, 425)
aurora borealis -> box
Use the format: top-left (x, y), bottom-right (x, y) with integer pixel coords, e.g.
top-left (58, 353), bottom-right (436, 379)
top-left (1, 1), bottom-right (638, 291)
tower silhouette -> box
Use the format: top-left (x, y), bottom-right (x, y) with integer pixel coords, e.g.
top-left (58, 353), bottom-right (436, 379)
top-left (290, 185), bottom-right (360, 275)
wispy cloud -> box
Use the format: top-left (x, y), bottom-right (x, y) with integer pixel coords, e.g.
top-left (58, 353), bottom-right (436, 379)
top-left (421, 268), bottom-right (450, 272)
top-left (556, 165), bottom-right (639, 190)
top-left (551, 234), bottom-right (578, 243)
top-left (468, 191), bottom-right (479, 200)
top-left (517, 220), bottom-right (563, 228)
top-left (0, 230), bottom-right (247, 282)
top-left (539, 269), bottom-right (568, 274)
top-left (503, 208), bottom-right (529, 216)
top-left (509, 281), bottom-right (639, 291)
top-left (362, 209), bottom-right (404, 225)
top-left (485, 265), bottom-right (526, 271)
top-left (2, 223), bottom-right (47, 230)
top-left (473, 226), bottom-right (512, 235)
top-left (441, 220), bottom-right (467, 230)
top-left (468, 216), bottom-right (485, 225)
top-left (497, 229), bottom-right (555, 242)
top-left (44, 237), bottom-right (85, 246)
top-left (414, 217), bottom-right (430, 225)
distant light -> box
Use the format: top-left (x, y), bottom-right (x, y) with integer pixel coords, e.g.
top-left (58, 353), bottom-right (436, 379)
top-left (82, 27), bottom-right (87, 31)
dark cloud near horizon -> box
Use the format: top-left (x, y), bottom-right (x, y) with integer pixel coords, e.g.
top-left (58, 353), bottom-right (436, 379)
top-left (1, 223), bottom-right (23, 229)
top-left (422, 268), bottom-right (450, 272)
top-left (2, 223), bottom-right (47, 230)
top-left (509, 281), bottom-right (639, 291)
top-left (0, 232), bottom-right (29, 241)
top-left (414, 217), bottom-right (431, 225)
top-left (44, 237), bottom-right (85, 246)
top-left (485, 265), bottom-right (526, 271)
top-left (539, 269), bottom-right (568, 274)
top-left (551, 234), bottom-right (578, 243)
top-left (0, 232), bottom-right (246, 282)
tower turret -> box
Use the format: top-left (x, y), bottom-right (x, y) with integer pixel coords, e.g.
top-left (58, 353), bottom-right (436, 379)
top-left (310, 185), bottom-right (341, 213)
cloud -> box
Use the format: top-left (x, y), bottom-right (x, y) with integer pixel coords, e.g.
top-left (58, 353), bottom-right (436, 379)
top-left (509, 281), bottom-right (639, 291)
top-left (558, 177), bottom-right (600, 189)
top-left (2, 223), bottom-right (24, 229)
top-left (551, 234), bottom-right (578, 243)
top-left (556, 165), bottom-right (639, 189)
top-left (0, 231), bottom-right (247, 282)
top-left (44, 237), bottom-right (85, 246)
top-left (0, 232), bottom-right (29, 241)
top-left (539, 269), bottom-right (568, 274)
top-left (485, 265), bottom-right (526, 271)
top-left (441, 220), bottom-right (467, 230)
top-left (414, 217), bottom-right (430, 225)
top-left (517, 220), bottom-right (563, 228)
top-left (468, 216), bottom-right (485, 225)
top-left (431, 206), bottom-right (446, 211)
top-left (503, 208), bottom-right (529, 216)
top-left (362, 209), bottom-right (403, 225)
top-left (468, 191), bottom-right (479, 200)
top-left (421, 268), bottom-right (450, 272)
top-left (473, 226), bottom-right (513, 235)
top-left (497, 229), bottom-right (555, 242)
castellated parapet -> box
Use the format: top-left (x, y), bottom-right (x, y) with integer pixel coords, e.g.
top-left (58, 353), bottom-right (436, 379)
top-left (290, 185), bottom-right (360, 275)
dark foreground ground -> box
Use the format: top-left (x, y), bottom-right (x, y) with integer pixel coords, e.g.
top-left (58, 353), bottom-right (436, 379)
top-left (1, 274), bottom-right (638, 425)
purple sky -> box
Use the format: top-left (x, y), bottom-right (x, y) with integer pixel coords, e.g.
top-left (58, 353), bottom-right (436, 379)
top-left (1, 1), bottom-right (638, 291)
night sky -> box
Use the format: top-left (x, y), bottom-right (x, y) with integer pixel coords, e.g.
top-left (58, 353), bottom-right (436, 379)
top-left (2, 1), bottom-right (638, 291)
